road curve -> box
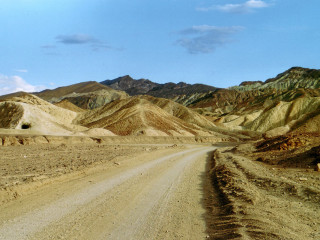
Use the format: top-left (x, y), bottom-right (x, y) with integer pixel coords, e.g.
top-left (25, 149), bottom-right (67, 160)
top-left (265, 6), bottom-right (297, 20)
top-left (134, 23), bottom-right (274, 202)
top-left (0, 145), bottom-right (216, 240)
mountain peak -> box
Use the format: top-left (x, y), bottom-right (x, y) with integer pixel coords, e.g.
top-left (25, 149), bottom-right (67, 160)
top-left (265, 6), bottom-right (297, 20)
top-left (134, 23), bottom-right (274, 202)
top-left (101, 76), bottom-right (217, 97)
top-left (239, 81), bottom-right (263, 87)
top-left (116, 75), bottom-right (134, 80)
top-left (101, 75), bottom-right (157, 94)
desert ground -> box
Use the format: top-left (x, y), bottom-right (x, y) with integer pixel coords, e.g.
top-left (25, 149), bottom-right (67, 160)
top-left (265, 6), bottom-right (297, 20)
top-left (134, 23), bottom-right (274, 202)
top-left (0, 136), bottom-right (215, 239)
top-left (0, 134), bottom-right (319, 240)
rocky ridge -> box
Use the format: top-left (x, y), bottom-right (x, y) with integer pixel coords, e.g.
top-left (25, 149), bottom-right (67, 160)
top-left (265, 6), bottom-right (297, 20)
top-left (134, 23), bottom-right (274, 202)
top-left (184, 67), bottom-right (320, 136)
top-left (231, 67), bottom-right (320, 91)
top-left (101, 75), bottom-right (217, 98)
top-left (36, 81), bottom-right (128, 109)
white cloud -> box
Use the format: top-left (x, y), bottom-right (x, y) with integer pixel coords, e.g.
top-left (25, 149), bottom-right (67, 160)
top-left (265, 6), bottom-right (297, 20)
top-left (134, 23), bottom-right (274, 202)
top-left (176, 25), bottom-right (244, 54)
top-left (0, 75), bottom-right (45, 95)
top-left (197, 0), bottom-right (269, 13)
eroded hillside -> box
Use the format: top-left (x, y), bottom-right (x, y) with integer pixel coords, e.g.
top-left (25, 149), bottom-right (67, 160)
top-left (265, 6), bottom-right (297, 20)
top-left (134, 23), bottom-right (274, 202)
top-left (0, 92), bottom-right (234, 139)
top-left (36, 81), bottom-right (128, 109)
top-left (184, 67), bottom-right (320, 137)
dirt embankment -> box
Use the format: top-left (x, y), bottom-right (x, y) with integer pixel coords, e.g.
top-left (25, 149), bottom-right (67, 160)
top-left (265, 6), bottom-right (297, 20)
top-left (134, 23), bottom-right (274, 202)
top-left (206, 143), bottom-right (320, 239)
top-left (0, 134), bottom-right (230, 147)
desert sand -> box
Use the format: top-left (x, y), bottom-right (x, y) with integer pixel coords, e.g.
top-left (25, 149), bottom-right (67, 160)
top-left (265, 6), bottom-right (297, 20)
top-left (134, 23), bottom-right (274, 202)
top-left (0, 135), bottom-right (319, 239)
top-left (0, 140), bottom-right (215, 239)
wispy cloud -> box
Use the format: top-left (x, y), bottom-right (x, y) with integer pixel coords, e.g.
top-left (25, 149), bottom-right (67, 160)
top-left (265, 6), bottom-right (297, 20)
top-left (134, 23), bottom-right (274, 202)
top-left (56, 34), bottom-right (97, 44)
top-left (91, 43), bottom-right (112, 51)
top-left (197, 0), bottom-right (269, 14)
top-left (53, 33), bottom-right (119, 52)
top-left (14, 69), bottom-right (28, 73)
top-left (0, 74), bottom-right (45, 95)
top-left (41, 45), bottom-right (59, 56)
top-left (41, 44), bottom-right (56, 49)
top-left (176, 25), bottom-right (244, 54)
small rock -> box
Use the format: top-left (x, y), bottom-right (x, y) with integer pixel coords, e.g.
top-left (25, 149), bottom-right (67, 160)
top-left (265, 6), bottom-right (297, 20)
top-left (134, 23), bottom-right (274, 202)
top-left (114, 162), bottom-right (120, 166)
top-left (299, 177), bottom-right (308, 181)
top-left (316, 163), bottom-right (320, 172)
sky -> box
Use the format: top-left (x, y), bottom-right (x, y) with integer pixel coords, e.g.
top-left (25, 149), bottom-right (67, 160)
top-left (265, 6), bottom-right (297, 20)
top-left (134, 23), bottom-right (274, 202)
top-left (1, 0), bottom-right (320, 95)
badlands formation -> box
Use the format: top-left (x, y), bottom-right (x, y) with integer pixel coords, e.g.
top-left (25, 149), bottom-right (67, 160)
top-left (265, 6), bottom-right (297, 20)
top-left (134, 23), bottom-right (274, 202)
top-left (0, 92), bottom-right (227, 138)
top-left (0, 67), bottom-right (320, 239)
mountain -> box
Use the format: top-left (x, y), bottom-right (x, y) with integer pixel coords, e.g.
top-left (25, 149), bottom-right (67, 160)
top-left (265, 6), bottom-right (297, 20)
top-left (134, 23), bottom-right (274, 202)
top-left (0, 92), bottom-right (234, 138)
top-left (75, 95), bottom-right (220, 136)
top-left (35, 81), bottom-right (128, 109)
top-left (231, 67), bottom-right (320, 91)
top-left (146, 82), bottom-right (218, 98)
top-left (101, 75), bottom-right (158, 95)
top-left (101, 75), bottom-right (217, 98)
top-left (187, 67), bottom-right (320, 137)
top-left (2, 66), bottom-right (320, 139)
top-left (37, 81), bottom-right (112, 99)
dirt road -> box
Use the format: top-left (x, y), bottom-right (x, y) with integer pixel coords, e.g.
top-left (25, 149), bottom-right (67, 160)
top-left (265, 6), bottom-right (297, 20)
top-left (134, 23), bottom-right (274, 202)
top-left (0, 145), bottom-right (215, 240)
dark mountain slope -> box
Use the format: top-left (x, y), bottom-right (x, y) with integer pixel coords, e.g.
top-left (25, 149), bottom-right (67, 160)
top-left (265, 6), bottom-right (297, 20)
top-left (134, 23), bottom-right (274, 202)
top-left (101, 75), bottom-right (157, 95)
top-left (101, 75), bottom-right (217, 98)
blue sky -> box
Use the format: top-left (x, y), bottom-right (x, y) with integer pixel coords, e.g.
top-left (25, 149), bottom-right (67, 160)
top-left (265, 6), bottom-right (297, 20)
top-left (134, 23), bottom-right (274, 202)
top-left (1, 0), bottom-right (319, 95)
